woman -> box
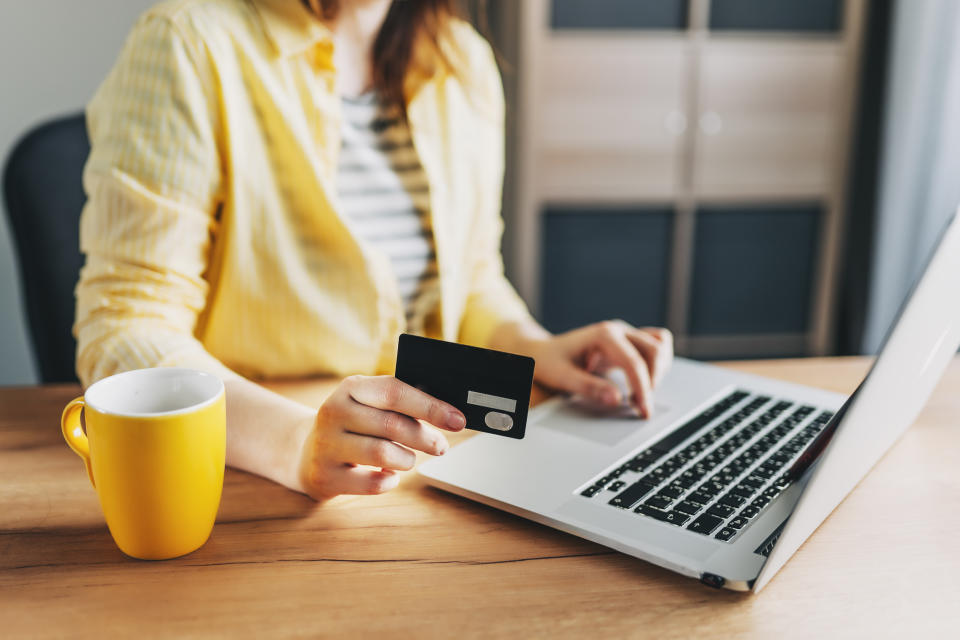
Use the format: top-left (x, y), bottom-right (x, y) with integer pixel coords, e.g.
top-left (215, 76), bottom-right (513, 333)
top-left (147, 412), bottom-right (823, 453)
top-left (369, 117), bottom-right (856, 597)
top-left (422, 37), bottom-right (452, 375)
top-left (76, 0), bottom-right (673, 500)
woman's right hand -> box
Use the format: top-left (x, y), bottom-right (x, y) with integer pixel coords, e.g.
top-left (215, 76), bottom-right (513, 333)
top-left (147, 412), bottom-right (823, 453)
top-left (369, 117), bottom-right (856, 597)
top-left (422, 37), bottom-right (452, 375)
top-left (298, 375), bottom-right (466, 501)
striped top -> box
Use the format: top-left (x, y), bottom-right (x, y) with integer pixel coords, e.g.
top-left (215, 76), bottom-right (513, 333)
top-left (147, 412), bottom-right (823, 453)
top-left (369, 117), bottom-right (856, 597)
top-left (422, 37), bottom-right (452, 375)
top-left (336, 93), bottom-right (440, 334)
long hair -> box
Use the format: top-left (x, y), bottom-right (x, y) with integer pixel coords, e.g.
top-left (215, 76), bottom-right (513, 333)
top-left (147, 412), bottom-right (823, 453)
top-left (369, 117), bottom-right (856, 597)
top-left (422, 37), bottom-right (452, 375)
top-left (302, 0), bottom-right (467, 115)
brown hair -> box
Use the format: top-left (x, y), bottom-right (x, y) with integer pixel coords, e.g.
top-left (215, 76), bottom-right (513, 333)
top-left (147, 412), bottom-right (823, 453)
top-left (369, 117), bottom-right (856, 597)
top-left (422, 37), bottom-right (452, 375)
top-left (302, 0), bottom-right (467, 115)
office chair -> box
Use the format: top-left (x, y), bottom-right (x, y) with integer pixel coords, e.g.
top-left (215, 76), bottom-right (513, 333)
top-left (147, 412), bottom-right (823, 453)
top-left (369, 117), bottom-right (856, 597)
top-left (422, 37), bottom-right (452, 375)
top-left (2, 113), bottom-right (88, 383)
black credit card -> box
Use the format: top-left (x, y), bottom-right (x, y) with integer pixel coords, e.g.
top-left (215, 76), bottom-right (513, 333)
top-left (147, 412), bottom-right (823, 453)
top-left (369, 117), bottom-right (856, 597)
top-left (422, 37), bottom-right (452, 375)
top-left (395, 334), bottom-right (535, 439)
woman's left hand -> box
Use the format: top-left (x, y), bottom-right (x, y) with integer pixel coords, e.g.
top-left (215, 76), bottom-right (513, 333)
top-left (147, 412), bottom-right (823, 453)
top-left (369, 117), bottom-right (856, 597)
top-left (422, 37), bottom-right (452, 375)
top-left (513, 321), bottom-right (673, 419)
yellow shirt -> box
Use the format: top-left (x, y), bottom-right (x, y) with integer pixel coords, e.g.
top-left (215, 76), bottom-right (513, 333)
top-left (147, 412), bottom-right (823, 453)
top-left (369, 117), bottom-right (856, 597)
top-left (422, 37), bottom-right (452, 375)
top-left (75, 0), bottom-right (532, 386)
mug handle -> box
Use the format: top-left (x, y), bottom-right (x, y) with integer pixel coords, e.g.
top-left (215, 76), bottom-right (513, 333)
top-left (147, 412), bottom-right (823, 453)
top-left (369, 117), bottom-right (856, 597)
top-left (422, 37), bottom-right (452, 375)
top-left (61, 397), bottom-right (95, 487)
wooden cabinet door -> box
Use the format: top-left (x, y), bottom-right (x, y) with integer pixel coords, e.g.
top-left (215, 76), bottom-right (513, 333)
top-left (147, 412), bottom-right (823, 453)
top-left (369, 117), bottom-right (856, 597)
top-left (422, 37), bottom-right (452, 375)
top-left (536, 37), bottom-right (689, 201)
top-left (693, 41), bottom-right (845, 199)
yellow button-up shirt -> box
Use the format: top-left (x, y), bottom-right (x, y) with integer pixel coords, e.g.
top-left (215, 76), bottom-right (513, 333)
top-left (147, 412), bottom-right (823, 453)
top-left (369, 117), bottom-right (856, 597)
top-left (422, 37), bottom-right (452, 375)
top-left (75, 0), bottom-right (532, 386)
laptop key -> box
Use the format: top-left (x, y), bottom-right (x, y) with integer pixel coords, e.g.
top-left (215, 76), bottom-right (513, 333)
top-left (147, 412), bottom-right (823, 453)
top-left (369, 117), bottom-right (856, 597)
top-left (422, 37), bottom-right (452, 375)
top-left (700, 457), bottom-right (721, 471)
top-left (773, 475), bottom-right (793, 490)
top-left (702, 480), bottom-right (726, 495)
top-left (753, 465), bottom-right (776, 479)
top-left (707, 503), bottom-right (736, 518)
top-left (645, 495), bottom-right (674, 510)
top-left (719, 493), bottom-right (746, 508)
top-left (659, 484), bottom-right (685, 499)
top-left (720, 492), bottom-right (747, 508)
top-left (771, 451), bottom-right (793, 464)
top-left (763, 486), bottom-right (782, 500)
top-left (687, 514), bottom-right (724, 535)
top-left (711, 472), bottom-right (737, 485)
top-left (740, 506), bottom-right (760, 519)
top-left (715, 527), bottom-right (737, 542)
top-left (674, 500), bottom-right (704, 515)
top-left (638, 506), bottom-right (690, 526)
top-left (728, 517), bottom-right (748, 530)
top-left (647, 466), bottom-right (671, 481)
top-left (689, 490), bottom-right (713, 505)
top-left (626, 451), bottom-right (660, 472)
top-left (765, 458), bottom-right (786, 470)
top-left (730, 484), bottom-right (756, 499)
top-left (607, 480), bottom-right (626, 492)
top-left (659, 458), bottom-right (682, 475)
top-left (664, 511), bottom-right (692, 526)
top-left (580, 485), bottom-right (600, 498)
top-left (608, 482), bottom-right (657, 509)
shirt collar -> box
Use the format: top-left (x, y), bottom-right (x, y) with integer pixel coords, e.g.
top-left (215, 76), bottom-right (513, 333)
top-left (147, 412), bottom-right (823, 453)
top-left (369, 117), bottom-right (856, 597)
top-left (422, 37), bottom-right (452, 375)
top-left (249, 0), bottom-right (332, 58)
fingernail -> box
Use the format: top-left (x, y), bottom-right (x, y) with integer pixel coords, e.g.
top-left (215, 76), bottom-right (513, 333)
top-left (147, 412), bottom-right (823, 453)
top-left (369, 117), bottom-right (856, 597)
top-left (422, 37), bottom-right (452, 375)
top-left (447, 411), bottom-right (466, 430)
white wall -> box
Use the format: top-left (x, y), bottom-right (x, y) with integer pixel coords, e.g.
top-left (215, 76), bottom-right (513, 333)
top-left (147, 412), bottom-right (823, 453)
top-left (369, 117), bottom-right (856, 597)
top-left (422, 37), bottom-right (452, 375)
top-left (0, 0), bottom-right (156, 385)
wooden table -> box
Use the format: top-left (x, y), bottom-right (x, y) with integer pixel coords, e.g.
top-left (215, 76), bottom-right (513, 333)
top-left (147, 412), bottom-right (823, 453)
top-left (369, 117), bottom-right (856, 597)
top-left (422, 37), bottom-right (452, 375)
top-left (2, 357), bottom-right (959, 637)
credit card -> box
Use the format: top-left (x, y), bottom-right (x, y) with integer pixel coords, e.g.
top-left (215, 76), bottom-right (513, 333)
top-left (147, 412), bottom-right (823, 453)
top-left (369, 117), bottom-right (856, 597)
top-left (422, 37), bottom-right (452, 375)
top-left (395, 334), bottom-right (535, 439)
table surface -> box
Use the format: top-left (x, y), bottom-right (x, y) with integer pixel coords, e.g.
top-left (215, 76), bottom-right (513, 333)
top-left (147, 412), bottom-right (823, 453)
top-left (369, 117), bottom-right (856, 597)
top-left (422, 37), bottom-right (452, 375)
top-left (2, 357), bottom-right (958, 637)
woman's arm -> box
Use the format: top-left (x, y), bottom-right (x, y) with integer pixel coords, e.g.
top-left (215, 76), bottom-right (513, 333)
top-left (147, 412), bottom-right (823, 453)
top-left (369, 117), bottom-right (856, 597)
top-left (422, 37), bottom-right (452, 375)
top-left (223, 376), bottom-right (464, 499)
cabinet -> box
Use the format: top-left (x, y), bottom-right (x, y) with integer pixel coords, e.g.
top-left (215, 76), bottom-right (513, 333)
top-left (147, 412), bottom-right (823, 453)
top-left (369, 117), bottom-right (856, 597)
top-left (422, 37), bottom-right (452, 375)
top-left (513, 0), bottom-right (865, 358)
top-left (541, 208), bottom-right (672, 332)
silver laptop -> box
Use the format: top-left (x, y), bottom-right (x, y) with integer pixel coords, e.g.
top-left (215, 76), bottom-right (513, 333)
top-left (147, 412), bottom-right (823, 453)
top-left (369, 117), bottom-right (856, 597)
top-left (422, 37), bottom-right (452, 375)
top-left (420, 207), bottom-right (960, 592)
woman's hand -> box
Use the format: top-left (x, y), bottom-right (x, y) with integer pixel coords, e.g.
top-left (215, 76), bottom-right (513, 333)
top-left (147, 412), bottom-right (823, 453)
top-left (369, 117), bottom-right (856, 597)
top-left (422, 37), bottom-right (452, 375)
top-left (494, 320), bottom-right (673, 419)
top-left (297, 375), bottom-right (466, 501)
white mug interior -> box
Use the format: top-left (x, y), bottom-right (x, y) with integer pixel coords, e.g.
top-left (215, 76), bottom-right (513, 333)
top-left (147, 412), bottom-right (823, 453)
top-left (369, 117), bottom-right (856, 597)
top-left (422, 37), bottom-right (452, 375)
top-left (83, 368), bottom-right (224, 417)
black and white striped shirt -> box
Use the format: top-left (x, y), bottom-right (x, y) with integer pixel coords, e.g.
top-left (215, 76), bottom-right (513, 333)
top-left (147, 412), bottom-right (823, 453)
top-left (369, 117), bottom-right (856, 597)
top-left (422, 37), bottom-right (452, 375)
top-left (337, 93), bottom-right (440, 333)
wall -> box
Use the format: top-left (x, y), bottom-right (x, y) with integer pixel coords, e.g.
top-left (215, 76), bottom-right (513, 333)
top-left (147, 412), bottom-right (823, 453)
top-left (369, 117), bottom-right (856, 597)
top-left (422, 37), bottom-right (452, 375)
top-left (0, 0), bottom-right (156, 385)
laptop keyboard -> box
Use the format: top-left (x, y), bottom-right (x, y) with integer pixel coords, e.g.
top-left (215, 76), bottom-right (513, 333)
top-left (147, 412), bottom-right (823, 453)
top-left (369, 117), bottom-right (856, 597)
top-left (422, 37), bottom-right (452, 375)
top-left (577, 390), bottom-right (834, 544)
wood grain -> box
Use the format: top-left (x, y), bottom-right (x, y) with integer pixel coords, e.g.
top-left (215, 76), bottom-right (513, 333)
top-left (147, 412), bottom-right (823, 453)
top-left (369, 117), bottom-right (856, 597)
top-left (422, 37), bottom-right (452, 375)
top-left (2, 358), bottom-right (958, 637)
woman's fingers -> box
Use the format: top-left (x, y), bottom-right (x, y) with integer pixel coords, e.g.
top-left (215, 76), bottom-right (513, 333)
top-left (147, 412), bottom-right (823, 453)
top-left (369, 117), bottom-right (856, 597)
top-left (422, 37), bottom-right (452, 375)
top-left (345, 402), bottom-right (449, 456)
top-left (593, 323), bottom-right (655, 418)
top-left (337, 431), bottom-right (418, 471)
top-left (310, 465), bottom-right (401, 499)
top-left (345, 375), bottom-right (465, 431)
top-left (554, 361), bottom-right (623, 406)
top-left (624, 329), bottom-right (672, 387)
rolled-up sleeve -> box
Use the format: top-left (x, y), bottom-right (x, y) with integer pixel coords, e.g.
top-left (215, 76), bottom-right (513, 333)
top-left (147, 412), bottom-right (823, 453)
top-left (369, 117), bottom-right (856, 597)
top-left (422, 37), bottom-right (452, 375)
top-left (456, 30), bottom-right (534, 348)
top-left (75, 13), bottom-right (238, 386)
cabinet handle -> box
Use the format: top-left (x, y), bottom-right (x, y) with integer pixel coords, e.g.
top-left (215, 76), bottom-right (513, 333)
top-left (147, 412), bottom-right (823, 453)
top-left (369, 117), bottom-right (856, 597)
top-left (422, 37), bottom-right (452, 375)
top-left (699, 111), bottom-right (724, 135)
top-left (664, 110), bottom-right (687, 135)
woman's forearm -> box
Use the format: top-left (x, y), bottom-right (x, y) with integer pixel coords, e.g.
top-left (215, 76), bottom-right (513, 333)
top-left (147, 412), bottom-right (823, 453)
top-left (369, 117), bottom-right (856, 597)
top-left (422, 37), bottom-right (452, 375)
top-left (223, 378), bottom-right (316, 493)
top-left (487, 319), bottom-right (552, 357)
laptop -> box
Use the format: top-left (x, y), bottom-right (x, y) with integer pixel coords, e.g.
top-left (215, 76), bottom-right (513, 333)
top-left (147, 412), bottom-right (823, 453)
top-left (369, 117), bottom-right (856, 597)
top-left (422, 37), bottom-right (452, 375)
top-left (419, 207), bottom-right (960, 592)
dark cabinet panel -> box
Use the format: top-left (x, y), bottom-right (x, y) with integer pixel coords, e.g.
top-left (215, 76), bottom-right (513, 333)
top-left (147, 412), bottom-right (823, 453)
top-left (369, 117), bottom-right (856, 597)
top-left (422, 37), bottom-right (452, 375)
top-left (709, 0), bottom-right (843, 32)
top-left (541, 208), bottom-right (672, 333)
top-left (689, 205), bottom-right (820, 335)
top-left (551, 0), bottom-right (688, 31)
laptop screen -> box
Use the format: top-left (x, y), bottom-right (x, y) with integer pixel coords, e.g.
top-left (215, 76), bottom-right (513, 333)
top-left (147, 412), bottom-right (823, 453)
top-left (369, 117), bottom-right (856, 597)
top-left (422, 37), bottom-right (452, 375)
top-left (755, 207), bottom-right (960, 591)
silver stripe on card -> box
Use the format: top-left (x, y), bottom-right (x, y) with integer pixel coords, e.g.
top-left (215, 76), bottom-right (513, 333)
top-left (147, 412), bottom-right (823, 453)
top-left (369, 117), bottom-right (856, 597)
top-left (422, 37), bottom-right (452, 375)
top-left (467, 390), bottom-right (516, 413)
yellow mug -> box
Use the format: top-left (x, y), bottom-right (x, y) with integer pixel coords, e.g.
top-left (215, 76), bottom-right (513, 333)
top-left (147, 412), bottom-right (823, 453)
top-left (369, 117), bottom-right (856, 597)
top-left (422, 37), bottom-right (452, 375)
top-left (61, 367), bottom-right (226, 560)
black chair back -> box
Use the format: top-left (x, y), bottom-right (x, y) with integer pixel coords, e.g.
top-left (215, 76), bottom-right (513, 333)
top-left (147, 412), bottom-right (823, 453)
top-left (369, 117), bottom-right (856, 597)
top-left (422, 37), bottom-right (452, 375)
top-left (2, 114), bottom-right (89, 383)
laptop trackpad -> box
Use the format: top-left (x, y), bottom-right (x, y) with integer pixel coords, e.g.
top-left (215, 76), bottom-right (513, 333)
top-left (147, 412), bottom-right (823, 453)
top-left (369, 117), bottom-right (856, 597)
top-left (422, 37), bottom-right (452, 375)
top-left (538, 400), bottom-right (670, 447)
